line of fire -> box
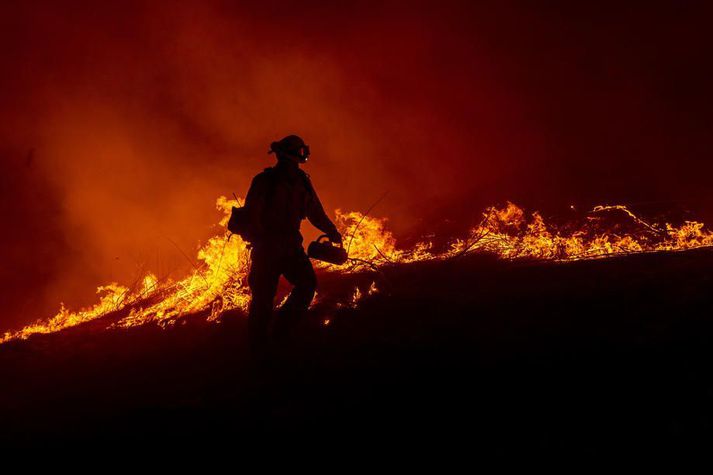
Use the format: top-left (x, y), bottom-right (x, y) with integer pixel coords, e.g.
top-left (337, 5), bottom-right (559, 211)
top-left (3, 201), bottom-right (712, 342)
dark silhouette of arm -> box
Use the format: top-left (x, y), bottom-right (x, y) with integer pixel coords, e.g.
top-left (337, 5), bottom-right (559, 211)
top-left (305, 176), bottom-right (341, 242)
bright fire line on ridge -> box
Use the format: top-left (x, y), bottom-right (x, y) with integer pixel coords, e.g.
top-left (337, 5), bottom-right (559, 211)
top-left (3, 197), bottom-right (713, 344)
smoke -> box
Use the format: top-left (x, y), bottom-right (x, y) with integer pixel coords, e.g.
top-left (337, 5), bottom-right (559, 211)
top-left (1, 0), bottom-right (713, 330)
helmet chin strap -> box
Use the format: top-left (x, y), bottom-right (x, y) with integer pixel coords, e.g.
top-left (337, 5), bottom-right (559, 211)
top-left (274, 152), bottom-right (305, 165)
top-left (268, 138), bottom-right (310, 162)
top-left (283, 150), bottom-right (308, 163)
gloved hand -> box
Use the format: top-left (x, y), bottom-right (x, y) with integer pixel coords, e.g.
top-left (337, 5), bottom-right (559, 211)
top-left (328, 230), bottom-right (343, 245)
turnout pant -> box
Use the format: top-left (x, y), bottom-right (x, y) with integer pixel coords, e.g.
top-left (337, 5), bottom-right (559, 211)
top-left (247, 244), bottom-right (317, 353)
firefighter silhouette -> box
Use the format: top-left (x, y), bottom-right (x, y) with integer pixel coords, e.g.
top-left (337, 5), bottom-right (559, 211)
top-left (243, 135), bottom-right (341, 355)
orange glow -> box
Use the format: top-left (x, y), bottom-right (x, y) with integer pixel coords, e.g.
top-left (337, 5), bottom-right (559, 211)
top-left (3, 198), bottom-right (713, 344)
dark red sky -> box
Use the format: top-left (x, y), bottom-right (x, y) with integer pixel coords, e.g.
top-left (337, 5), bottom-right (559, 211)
top-left (1, 0), bottom-right (712, 330)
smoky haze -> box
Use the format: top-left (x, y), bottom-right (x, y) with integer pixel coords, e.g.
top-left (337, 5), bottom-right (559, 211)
top-left (1, 0), bottom-right (712, 331)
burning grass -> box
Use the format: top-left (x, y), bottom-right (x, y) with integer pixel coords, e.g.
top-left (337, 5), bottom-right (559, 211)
top-left (3, 198), bottom-right (713, 344)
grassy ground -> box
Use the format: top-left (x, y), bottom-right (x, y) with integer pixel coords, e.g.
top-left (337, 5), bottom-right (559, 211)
top-left (2, 249), bottom-right (713, 456)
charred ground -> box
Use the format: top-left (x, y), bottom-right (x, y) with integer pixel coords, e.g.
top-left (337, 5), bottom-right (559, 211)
top-left (2, 249), bottom-right (713, 456)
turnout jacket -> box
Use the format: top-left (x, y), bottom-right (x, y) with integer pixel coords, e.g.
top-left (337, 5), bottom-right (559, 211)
top-left (244, 160), bottom-right (338, 247)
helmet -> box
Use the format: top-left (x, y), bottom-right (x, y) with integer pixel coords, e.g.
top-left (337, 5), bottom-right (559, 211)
top-left (269, 135), bottom-right (311, 163)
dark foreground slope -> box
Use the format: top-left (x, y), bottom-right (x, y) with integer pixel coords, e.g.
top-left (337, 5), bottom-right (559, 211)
top-left (2, 249), bottom-right (713, 455)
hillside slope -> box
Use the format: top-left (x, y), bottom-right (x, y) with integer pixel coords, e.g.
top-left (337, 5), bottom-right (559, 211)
top-left (2, 249), bottom-right (713, 455)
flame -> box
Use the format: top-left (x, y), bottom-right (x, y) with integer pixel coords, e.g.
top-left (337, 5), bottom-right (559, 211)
top-left (346, 281), bottom-right (378, 306)
top-left (2, 283), bottom-right (129, 341)
top-left (459, 202), bottom-right (713, 260)
top-left (3, 198), bottom-right (713, 344)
